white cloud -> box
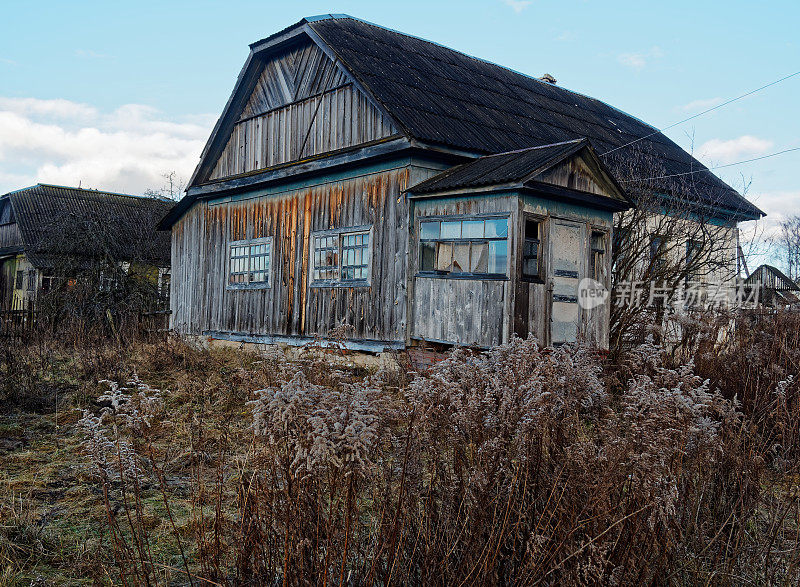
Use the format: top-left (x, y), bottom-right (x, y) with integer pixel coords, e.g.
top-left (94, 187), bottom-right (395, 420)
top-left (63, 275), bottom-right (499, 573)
top-left (618, 53), bottom-right (646, 70)
top-left (679, 97), bottom-right (722, 112)
top-left (697, 135), bottom-right (773, 165)
top-left (502, 0), bottom-right (532, 13)
top-left (617, 46), bottom-right (664, 71)
top-left (0, 96), bottom-right (214, 195)
top-left (0, 97), bottom-right (98, 121)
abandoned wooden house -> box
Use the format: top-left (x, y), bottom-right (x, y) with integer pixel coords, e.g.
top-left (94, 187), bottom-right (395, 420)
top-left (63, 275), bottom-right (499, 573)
top-left (160, 15), bottom-right (763, 351)
top-left (0, 184), bottom-right (172, 310)
top-left (743, 264), bottom-right (800, 308)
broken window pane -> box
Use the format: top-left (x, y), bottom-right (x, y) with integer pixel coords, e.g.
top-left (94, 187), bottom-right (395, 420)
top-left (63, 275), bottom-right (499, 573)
top-left (470, 242), bottom-right (488, 273)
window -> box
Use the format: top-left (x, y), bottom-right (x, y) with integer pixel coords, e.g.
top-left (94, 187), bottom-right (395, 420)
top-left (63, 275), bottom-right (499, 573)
top-left (312, 235), bottom-right (339, 281)
top-left (15, 270), bottom-right (23, 290)
top-left (419, 217), bottom-right (508, 277)
top-left (685, 240), bottom-right (702, 285)
top-left (589, 231), bottom-right (606, 281)
top-left (522, 218), bottom-right (543, 281)
top-left (341, 232), bottom-right (370, 281)
top-left (228, 237), bottom-right (272, 288)
top-left (311, 229), bottom-right (371, 285)
top-left (26, 269), bottom-right (36, 292)
top-left (649, 235), bottom-right (667, 273)
top-left (40, 275), bottom-right (55, 294)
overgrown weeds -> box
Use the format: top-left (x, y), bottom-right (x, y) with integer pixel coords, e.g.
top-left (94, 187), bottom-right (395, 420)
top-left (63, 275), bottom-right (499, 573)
top-left (69, 333), bottom-right (800, 585)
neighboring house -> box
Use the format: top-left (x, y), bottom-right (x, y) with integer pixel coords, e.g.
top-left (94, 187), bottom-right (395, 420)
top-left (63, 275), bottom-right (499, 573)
top-left (160, 15), bottom-right (762, 351)
top-left (0, 184), bottom-right (172, 310)
top-left (743, 265), bottom-right (800, 308)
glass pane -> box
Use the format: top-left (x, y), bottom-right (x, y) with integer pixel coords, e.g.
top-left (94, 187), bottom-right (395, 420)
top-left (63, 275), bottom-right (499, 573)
top-left (436, 243), bottom-right (453, 271)
top-left (440, 221), bottom-right (461, 239)
top-left (523, 257), bottom-right (539, 277)
top-left (485, 218), bottom-right (508, 238)
top-left (591, 231), bottom-right (604, 251)
top-left (525, 220), bottom-right (539, 240)
top-left (470, 243), bottom-right (488, 273)
top-left (452, 243), bottom-right (470, 273)
top-left (488, 240), bottom-right (508, 274)
top-left (462, 220), bottom-right (484, 239)
top-left (523, 239), bottom-right (539, 278)
top-left (420, 242), bottom-right (436, 271)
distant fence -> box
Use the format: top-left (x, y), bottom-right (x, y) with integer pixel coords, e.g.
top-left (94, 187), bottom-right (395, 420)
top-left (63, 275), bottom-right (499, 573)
top-left (0, 299), bottom-right (170, 341)
top-left (0, 304), bottom-right (37, 339)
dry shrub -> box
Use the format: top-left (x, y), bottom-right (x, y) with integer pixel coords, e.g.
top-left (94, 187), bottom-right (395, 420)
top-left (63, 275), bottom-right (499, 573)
top-left (79, 336), bottom-right (800, 585)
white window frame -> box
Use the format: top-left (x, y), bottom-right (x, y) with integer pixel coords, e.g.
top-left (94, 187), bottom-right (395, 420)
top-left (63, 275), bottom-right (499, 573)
top-left (417, 214), bottom-right (510, 280)
top-left (227, 236), bottom-right (273, 290)
top-left (310, 226), bottom-right (372, 287)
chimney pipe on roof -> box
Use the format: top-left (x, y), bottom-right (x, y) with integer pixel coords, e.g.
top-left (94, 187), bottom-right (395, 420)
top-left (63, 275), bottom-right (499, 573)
top-left (540, 73), bottom-right (557, 84)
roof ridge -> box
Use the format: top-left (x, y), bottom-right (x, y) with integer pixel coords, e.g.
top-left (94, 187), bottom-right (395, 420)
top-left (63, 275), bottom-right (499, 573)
top-left (478, 139), bottom-right (587, 159)
top-left (15, 184), bottom-right (171, 205)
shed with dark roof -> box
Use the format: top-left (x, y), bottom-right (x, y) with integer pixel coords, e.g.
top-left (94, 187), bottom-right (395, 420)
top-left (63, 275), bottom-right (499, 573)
top-left (0, 184), bottom-right (172, 309)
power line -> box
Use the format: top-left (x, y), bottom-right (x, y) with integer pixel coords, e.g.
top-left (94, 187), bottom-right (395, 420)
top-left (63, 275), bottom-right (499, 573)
top-left (602, 69), bottom-right (800, 156)
top-left (618, 146), bottom-right (800, 183)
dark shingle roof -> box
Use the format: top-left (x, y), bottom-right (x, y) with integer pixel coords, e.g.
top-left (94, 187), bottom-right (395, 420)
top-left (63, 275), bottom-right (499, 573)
top-left (1, 184), bottom-right (172, 265)
top-left (411, 139), bottom-right (587, 194)
top-left (305, 16), bottom-right (763, 220)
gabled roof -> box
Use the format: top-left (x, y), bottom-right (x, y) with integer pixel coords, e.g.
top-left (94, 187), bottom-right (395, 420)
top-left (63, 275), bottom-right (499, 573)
top-left (173, 14), bottom-right (763, 228)
top-left (744, 264), bottom-right (800, 291)
top-left (409, 139), bottom-right (631, 210)
top-left (305, 16), bottom-right (761, 220)
top-left (0, 184), bottom-right (172, 265)
top-left (411, 140), bottom-right (589, 194)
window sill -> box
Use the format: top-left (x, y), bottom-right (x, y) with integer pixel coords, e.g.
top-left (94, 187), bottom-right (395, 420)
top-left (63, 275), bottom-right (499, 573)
top-left (416, 272), bottom-right (508, 281)
top-left (521, 276), bottom-right (546, 285)
top-left (311, 279), bottom-right (371, 289)
top-left (227, 283), bottom-right (271, 290)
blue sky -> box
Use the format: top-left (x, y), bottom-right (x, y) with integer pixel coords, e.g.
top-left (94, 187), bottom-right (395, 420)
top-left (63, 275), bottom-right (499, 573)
top-left (0, 0), bottom-right (797, 261)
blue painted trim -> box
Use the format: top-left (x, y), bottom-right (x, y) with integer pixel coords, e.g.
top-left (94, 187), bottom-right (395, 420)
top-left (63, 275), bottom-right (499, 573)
top-left (204, 330), bottom-right (404, 352)
top-left (207, 157), bottom-right (414, 205)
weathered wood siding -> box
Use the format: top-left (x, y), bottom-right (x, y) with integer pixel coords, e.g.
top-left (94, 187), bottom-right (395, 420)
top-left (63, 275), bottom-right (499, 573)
top-left (409, 192), bottom-right (614, 348)
top-left (0, 221), bottom-right (22, 251)
top-left (518, 196), bottom-right (614, 348)
top-left (209, 41), bottom-right (398, 181)
top-left (172, 165), bottom-right (411, 343)
top-left (535, 152), bottom-right (620, 199)
top-left (411, 195), bottom-right (516, 348)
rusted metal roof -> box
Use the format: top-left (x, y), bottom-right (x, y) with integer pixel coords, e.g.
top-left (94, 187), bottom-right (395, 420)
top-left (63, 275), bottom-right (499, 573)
top-left (0, 184), bottom-right (172, 265)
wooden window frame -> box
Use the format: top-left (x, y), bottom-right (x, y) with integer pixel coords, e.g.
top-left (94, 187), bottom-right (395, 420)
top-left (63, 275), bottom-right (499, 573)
top-left (521, 215), bottom-right (546, 284)
top-left (589, 229), bottom-right (608, 283)
top-left (310, 226), bottom-right (372, 288)
top-left (417, 214), bottom-right (510, 281)
top-left (227, 236), bottom-right (273, 290)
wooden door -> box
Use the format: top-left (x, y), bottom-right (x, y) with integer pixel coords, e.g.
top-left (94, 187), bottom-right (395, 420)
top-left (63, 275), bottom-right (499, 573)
top-left (550, 221), bottom-right (582, 344)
